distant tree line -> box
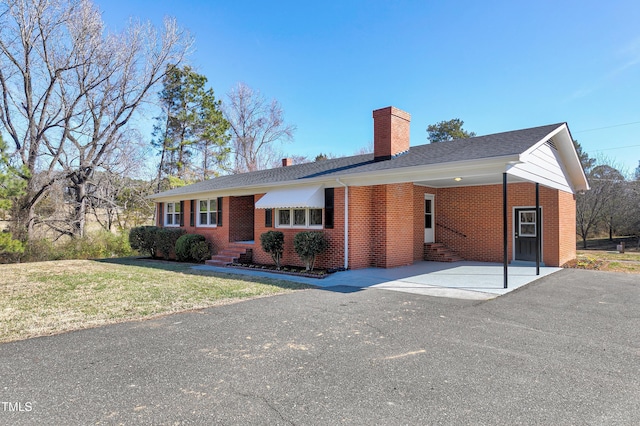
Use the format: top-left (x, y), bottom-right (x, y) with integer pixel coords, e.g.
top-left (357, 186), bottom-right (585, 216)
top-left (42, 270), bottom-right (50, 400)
top-left (574, 142), bottom-right (640, 248)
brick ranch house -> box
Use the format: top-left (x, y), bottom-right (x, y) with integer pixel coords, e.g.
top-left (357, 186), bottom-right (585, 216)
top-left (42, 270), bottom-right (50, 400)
top-left (149, 106), bottom-right (589, 270)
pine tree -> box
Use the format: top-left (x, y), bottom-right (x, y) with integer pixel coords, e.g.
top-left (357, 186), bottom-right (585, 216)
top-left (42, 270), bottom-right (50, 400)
top-left (0, 137), bottom-right (27, 256)
top-left (154, 65), bottom-right (230, 189)
top-left (427, 119), bottom-right (476, 143)
top-left (573, 140), bottom-right (596, 175)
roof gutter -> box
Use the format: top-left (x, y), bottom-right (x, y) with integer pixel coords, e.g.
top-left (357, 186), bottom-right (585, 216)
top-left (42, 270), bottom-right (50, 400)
top-left (336, 178), bottom-right (348, 270)
top-left (148, 155), bottom-right (525, 202)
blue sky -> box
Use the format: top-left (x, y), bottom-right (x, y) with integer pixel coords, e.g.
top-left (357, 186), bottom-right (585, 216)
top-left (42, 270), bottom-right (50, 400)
top-left (96, 0), bottom-right (640, 175)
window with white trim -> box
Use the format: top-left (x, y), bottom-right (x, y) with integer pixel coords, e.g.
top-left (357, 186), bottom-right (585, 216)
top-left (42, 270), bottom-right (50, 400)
top-left (198, 199), bottom-right (218, 227)
top-left (309, 209), bottom-right (323, 226)
top-left (165, 202), bottom-right (181, 226)
top-left (275, 208), bottom-right (323, 228)
top-left (278, 209), bottom-right (291, 226)
top-left (519, 211), bottom-right (536, 237)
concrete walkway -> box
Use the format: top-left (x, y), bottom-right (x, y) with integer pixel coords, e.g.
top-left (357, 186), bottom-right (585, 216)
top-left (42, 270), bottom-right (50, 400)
top-left (193, 260), bottom-right (562, 300)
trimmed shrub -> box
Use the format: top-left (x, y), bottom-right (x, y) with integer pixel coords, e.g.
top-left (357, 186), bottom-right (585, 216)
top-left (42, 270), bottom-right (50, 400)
top-left (293, 231), bottom-right (328, 271)
top-left (175, 234), bottom-right (207, 262)
top-left (129, 226), bottom-right (160, 257)
top-left (189, 240), bottom-right (211, 263)
top-left (156, 228), bottom-right (185, 260)
top-left (260, 230), bottom-right (284, 269)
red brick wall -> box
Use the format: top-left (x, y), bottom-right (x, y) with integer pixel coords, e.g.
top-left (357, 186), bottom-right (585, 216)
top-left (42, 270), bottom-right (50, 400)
top-left (542, 188), bottom-right (560, 266)
top-left (174, 198), bottom-right (230, 256)
top-left (436, 185), bottom-right (504, 263)
top-left (347, 183), bottom-right (414, 268)
top-left (373, 183), bottom-right (414, 268)
top-left (330, 187), bottom-right (346, 268)
top-left (557, 190), bottom-right (577, 266)
top-left (373, 107), bottom-right (411, 159)
top-left (434, 183), bottom-right (575, 267)
top-left (371, 185), bottom-right (387, 267)
top-left (348, 186), bottom-right (375, 269)
top-left (252, 190), bottom-right (346, 270)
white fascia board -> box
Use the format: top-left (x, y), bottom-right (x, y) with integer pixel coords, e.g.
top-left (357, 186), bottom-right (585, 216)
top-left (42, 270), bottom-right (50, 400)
top-left (149, 155), bottom-right (522, 202)
top-left (554, 126), bottom-right (590, 191)
top-left (327, 156), bottom-right (521, 187)
top-left (519, 123), bottom-right (589, 192)
top-left (151, 180), bottom-right (335, 203)
top-left (150, 187), bottom-right (262, 202)
top-left (149, 195), bottom-right (189, 203)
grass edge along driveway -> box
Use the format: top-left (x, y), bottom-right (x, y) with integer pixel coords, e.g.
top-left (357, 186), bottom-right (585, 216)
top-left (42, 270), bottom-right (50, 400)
top-left (0, 257), bottom-right (311, 344)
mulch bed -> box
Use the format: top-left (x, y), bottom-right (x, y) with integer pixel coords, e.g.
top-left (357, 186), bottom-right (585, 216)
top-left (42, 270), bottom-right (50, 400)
top-left (562, 258), bottom-right (606, 270)
top-left (229, 262), bottom-right (335, 279)
top-left (138, 257), bottom-right (336, 279)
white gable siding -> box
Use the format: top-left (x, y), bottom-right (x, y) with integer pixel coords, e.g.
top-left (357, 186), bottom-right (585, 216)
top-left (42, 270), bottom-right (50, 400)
top-left (508, 142), bottom-right (574, 193)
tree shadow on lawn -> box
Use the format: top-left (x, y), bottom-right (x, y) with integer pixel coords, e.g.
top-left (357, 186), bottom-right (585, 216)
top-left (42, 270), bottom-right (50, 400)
top-left (578, 236), bottom-right (639, 251)
top-left (95, 257), bottom-right (315, 291)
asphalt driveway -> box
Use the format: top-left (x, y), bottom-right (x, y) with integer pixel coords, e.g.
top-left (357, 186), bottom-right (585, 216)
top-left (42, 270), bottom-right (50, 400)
top-left (1, 269), bottom-right (638, 425)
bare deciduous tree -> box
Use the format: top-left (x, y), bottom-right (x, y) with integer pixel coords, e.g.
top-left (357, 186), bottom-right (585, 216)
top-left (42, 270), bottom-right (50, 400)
top-left (224, 83), bottom-right (295, 173)
top-left (0, 0), bottom-right (191, 239)
top-left (353, 141), bottom-right (373, 155)
top-left (576, 160), bottom-right (628, 248)
top-left (87, 130), bottom-right (155, 231)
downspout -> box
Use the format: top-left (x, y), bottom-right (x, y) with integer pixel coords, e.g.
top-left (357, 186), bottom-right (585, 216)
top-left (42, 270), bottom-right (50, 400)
top-left (336, 179), bottom-right (349, 270)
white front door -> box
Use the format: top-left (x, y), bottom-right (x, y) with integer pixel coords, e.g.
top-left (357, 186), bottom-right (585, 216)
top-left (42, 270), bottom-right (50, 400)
top-left (424, 194), bottom-right (435, 243)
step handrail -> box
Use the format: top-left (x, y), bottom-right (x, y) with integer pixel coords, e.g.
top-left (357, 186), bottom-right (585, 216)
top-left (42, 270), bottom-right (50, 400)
top-left (436, 222), bottom-right (467, 238)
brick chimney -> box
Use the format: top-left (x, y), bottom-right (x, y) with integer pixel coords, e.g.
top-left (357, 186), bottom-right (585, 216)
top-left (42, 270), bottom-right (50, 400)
top-left (373, 106), bottom-right (411, 161)
top-left (282, 157), bottom-right (292, 167)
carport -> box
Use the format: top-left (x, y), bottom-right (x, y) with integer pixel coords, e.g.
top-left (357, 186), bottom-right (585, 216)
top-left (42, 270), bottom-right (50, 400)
top-left (404, 123), bottom-right (587, 288)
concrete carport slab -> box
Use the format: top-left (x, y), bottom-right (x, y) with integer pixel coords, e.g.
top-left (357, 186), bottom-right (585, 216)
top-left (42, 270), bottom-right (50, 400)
top-left (193, 260), bottom-right (562, 300)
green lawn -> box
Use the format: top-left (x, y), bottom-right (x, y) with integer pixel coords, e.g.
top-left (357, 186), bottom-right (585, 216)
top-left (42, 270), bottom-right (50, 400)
top-left (0, 258), bottom-right (311, 343)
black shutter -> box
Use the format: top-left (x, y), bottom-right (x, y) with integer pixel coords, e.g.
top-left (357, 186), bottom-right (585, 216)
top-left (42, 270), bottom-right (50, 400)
top-left (217, 197), bottom-right (223, 226)
top-left (190, 200), bottom-right (195, 227)
top-left (265, 209), bottom-right (273, 227)
top-left (324, 188), bottom-right (334, 229)
top-left (158, 203), bottom-right (164, 227)
top-left (179, 201), bottom-right (185, 226)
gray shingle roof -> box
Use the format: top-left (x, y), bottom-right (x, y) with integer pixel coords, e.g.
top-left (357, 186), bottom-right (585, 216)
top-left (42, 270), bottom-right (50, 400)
top-left (151, 123), bottom-right (563, 199)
